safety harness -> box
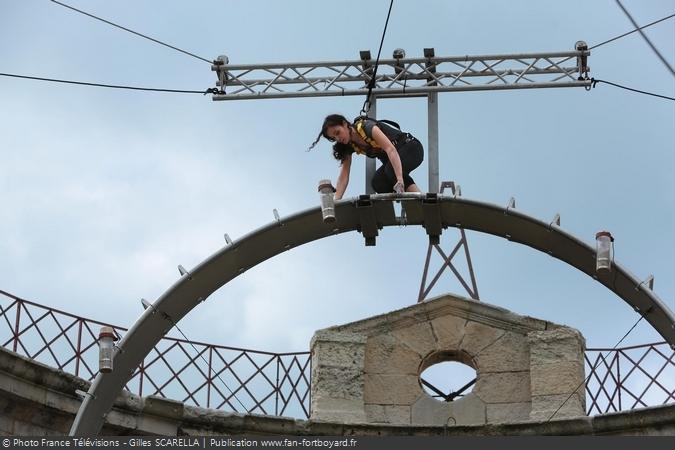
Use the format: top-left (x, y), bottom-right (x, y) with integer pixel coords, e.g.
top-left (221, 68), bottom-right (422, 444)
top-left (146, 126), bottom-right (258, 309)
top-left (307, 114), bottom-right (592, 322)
top-left (350, 117), bottom-right (402, 156)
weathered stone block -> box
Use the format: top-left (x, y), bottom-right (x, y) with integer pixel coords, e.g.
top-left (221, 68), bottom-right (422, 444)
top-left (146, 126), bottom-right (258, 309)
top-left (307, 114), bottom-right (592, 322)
top-left (363, 374), bottom-right (422, 405)
top-left (143, 396), bottom-right (184, 421)
top-left (429, 315), bottom-right (466, 350)
top-left (364, 334), bottom-right (422, 375)
top-left (412, 393), bottom-right (486, 426)
top-left (390, 322), bottom-right (437, 358)
top-left (105, 407), bottom-right (141, 431)
top-left (449, 393), bottom-right (487, 426)
top-left (530, 361), bottom-right (585, 396)
top-left (312, 343), bottom-right (365, 369)
top-left (528, 327), bottom-right (586, 364)
top-left (45, 389), bottom-right (80, 414)
top-left (311, 331), bottom-right (366, 369)
top-left (136, 413), bottom-right (179, 436)
top-left (311, 397), bottom-right (366, 423)
top-left (474, 331), bottom-right (530, 373)
top-left (460, 321), bottom-right (506, 359)
top-left (530, 392), bottom-right (586, 421)
top-left (311, 366), bottom-right (364, 400)
top-left (364, 404), bottom-right (411, 424)
top-left (486, 402), bottom-right (531, 423)
top-left (364, 404), bottom-right (387, 423)
top-left (0, 372), bottom-right (47, 406)
top-left (411, 395), bottom-right (452, 426)
top-left (474, 371), bottom-right (531, 403)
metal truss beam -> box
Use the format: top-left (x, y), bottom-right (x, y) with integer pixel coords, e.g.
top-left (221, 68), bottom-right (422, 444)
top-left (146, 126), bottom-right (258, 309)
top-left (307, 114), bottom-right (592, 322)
top-left (211, 48), bottom-right (591, 100)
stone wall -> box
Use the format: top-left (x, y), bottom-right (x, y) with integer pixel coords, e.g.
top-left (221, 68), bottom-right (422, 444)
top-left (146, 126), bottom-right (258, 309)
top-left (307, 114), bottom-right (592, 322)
top-left (310, 294), bottom-right (587, 425)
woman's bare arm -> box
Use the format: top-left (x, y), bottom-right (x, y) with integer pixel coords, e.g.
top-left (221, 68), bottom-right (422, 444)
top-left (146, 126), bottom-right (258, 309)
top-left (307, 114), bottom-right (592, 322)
top-left (334, 153), bottom-right (352, 200)
top-left (371, 126), bottom-right (404, 187)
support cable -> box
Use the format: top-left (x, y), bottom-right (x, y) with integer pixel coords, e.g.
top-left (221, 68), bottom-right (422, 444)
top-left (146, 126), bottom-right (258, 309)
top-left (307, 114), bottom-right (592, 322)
top-left (614, 0), bottom-right (675, 77)
top-left (0, 72), bottom-right (218, 95)
top-left (589, 78), bottom-right (675, 101)
top-left (583, 10), bottom-right (675, 102)
top-left (546, 314), bottom-right (645, 422)
top-left (590, 11), bottom-right (675, 50)
top-left (360, 0), bottom-right (394, 115)
top-left (50, 0), bottom-right (212, 65)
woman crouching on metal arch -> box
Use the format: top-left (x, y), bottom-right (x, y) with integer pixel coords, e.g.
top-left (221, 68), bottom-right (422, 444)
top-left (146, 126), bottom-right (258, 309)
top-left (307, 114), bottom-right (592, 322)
top-left (309, 114), bottom-right (424, 200)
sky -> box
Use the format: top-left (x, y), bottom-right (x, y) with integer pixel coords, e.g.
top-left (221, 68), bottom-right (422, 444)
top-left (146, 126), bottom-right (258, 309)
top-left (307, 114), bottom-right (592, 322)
top-left (1, 0), bottom-right (674, 373)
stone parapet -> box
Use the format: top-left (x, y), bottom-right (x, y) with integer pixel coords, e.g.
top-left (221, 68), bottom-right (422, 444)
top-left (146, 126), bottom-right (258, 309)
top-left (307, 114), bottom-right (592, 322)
top-left (310, 294), bottom-right (587, 426)
top-left (0, 338), bottom-right (673, 436)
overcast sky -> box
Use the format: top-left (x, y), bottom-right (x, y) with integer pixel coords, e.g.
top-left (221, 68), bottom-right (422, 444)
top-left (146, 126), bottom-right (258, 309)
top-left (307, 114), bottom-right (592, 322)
top-left (1, 0), bottom-right (674, 363)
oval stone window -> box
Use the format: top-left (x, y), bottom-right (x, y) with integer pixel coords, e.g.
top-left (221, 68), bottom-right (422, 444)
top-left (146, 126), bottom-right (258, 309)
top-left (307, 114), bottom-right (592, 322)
top-left (419, 351), bottom-right (477, 402)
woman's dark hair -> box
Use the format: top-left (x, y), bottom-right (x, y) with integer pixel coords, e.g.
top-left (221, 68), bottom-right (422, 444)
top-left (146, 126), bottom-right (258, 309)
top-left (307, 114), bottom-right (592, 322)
top-left (308, 114), bottom-right (353, 162)
top-left (331, 142), bottom-right (353, 162)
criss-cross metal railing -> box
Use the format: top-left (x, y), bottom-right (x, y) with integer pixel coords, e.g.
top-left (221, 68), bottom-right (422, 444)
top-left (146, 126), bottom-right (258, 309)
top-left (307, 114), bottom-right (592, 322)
top-left (127, 337), bottom-right (310, 417)
top-left (2, 289), bottom-right (673, 418)
top-left (0, 289), bottom-right (310, 418)
top-left (584, 342), bottom-right (675, 415)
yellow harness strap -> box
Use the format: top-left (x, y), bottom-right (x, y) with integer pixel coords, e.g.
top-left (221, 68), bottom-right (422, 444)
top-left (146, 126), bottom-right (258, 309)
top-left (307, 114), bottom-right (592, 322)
top-left (351, 120), bottom-right (380, 155)
top-left (350, 143), bottom-right (365, 155)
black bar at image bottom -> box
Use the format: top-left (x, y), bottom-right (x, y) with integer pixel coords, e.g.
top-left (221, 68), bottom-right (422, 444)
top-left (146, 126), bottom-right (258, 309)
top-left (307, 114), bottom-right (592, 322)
top-left (2, 436), bottom-right (675, 450)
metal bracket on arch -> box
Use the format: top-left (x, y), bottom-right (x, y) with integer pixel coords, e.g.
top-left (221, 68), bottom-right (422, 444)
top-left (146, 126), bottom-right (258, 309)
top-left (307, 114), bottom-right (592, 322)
top-left (422, 193), bottom-right (443, 245)
top-left (355, 195), bottom-right (380, 246)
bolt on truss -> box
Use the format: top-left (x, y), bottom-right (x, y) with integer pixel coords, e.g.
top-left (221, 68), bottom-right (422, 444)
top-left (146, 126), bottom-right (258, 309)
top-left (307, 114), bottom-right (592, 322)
top-left (210, 47), bottom-right (591, 100)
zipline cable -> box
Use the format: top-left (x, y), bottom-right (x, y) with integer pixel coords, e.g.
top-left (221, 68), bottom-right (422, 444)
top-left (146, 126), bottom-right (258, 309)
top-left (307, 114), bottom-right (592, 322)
top-left (361, 0), bottom-right (395, 116)
top-left (50, 0), bottom-right (212, 65)
top-left (590, 78), bottom-right (675, 102)
top-left (614, 0), bottom-right (674, 77)
top-left (591, 11), bottom-right (675, 50)
top-left (0, 72), bottom-right (217, 95)
top-left (546, 314), bottom-right (645, 422)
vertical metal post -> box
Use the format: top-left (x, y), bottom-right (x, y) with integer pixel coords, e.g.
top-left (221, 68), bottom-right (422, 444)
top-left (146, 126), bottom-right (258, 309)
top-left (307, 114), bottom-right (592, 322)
top-left (275, 356), bottom-right (280, 415)
top-left (427, 92), bottom-right (439, 193)
top-left (75, 319), bottom-right (83, 376)
top-left (365, 97), bottom-right (377, 194)
top-left (138, 360), bottom-right (145, 397)
top-left (207, 346), bottom-right (213, 409)
top-left (617, 350), bottom-right (622, 411)
top-left (13, 301), bottom-right (21, 353)
top-left (308, 356), bottom-right (312, 416)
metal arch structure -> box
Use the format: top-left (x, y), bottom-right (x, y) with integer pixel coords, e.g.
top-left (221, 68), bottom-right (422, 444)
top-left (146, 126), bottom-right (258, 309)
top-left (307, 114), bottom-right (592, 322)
top-left (70, 193), bottom-right (675, 436)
